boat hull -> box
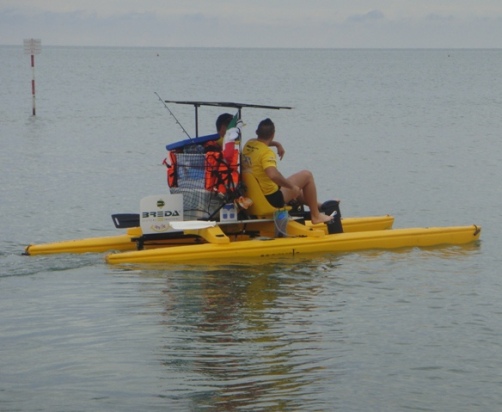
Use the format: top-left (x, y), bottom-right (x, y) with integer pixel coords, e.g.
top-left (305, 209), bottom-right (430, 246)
top-left (24, 215), bottom-right (394, 256)
top-left (106, 225), bottom-right (481, 265)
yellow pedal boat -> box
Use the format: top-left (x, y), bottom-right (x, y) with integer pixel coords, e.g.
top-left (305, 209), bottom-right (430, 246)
top-left (23, 100), bottom-right (482, 264)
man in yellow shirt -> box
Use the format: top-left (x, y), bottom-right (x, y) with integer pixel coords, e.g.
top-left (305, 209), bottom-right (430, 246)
top-left (242, 118), bottom-right (333, 225)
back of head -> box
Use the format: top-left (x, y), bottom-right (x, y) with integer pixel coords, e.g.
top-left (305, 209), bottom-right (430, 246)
top-left (216, 113), bottom-right (234, 132)
top-left (256, 118), bottom-right (275, 140)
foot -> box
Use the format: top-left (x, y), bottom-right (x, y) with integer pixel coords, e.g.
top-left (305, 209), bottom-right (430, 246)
top-left (237, 196), bottom-right (253, 209)
top-left (311, 213), bottom-right (333, 225)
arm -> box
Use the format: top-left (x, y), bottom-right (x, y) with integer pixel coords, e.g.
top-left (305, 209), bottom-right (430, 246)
top-left (269, 141), bottom-right (285, 160)
top-left (265, 167), bottom-right (301, 196)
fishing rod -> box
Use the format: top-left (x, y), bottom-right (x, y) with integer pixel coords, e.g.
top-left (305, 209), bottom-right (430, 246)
top-left (154, 92), bottom-right (192, 139)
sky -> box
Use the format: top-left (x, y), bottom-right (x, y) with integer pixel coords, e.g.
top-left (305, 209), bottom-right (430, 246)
top-left (2, 0), bottom-right (502, 48)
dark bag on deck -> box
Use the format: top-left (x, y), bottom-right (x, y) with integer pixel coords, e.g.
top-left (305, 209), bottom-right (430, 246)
top-left (320, 200), bottom-right (343, 234)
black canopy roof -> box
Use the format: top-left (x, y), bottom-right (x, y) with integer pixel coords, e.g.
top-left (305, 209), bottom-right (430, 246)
top-left (163, 100), bottom-right (292, 137)
top-left (164, 100), bottom-right (292, 110)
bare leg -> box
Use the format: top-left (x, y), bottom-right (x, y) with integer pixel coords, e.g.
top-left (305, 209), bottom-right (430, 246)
top-left (281, 170), bottom-right (332, 224)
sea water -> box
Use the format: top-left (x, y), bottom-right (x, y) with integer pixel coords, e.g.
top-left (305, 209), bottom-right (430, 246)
top-left (1, 46), bottom-right (501, 411)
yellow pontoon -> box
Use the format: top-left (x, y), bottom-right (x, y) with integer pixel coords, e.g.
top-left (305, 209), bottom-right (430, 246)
top-left (105, 223), bottom-right (481, 265)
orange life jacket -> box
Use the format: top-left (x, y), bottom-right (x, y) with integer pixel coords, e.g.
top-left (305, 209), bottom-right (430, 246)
top-left (205, 149), bottom-right (240, 195)
top-left (163, 151), bottom-right (179, 188)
